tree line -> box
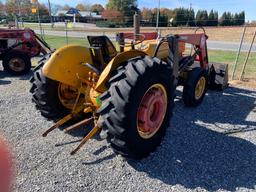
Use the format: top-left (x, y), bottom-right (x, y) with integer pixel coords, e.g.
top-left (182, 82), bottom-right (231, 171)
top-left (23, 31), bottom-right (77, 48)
top-left (0, 0), bottom-right (51, 23)
top-left (0, 0), bottom-right (246, 27)
top-left (141, 8), bottom-right (245, 27)
top-left (0, 0), bottom-right (105, 23)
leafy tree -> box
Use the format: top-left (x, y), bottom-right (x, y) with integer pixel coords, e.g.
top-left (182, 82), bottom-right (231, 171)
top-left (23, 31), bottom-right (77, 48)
top-left (106, 0), bottom-right (121, 11)
top-left (75, 3), bottom-right (91, 11)
top-left (195, 10), bottom-right (208, 26)
top-left (208, 10), bottom-right (214, 26)
top-left (5, 0), bottom-right (17, 15)
top-left (219, 11), bottom-right (244, 26)
top-left (214, 11), bottom-right (219, 25)
top-left (219, 11), bottom-right (233, 26)
top-left (187, 9), bottom-right (195, 26)
top-left (0, 2), bottom-right (5, 16)
top-left (76, 3), bottom-right (86, 11)
top-left (219, 12), bottom-right (226, 26)
top-left (91, 4), bottom-right (104, 14)
top-left (208, 10), bottom-right (218, 26)
top-left (38, 4), bottom-right (49, 16)
top-left (238, 11), bottom-right (245, 25)
top-left (233, 13), bottom-right (239, 25)
top-left (172, 8), bottom-right (186, 26)
top-left (226, 12), bottom-right (232, 25)
top-left (163, 8), bottom-right (176, 25)
top-left (62, 5), bottom-right (71, 11)
top-left (19, 0), bottom-right (32, 15)
top-left (170, 8), bottom-right (195, 26)
top-left (106, 0), bottom-right (137, 22)
top-left (158, 13), bottom-right (168, 27)
top-left (102, 9), bottom-right (123, 22)
top-left (141, 8), bottom-right (152, 21)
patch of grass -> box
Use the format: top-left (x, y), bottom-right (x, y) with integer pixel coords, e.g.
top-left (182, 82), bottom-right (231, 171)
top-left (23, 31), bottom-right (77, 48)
top-left (208, 50), bottom-right (256, 79)
top-left (42, 35), bottom-right (88, 48)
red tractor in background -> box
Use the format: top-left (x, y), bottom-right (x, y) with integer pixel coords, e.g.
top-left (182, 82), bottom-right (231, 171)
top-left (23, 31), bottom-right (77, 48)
top-left (0, 28), bottom-right (50, 75)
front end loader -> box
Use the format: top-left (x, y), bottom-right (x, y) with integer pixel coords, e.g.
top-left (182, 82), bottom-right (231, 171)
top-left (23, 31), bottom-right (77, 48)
top-left (30, 30), bottom-right (211, 159)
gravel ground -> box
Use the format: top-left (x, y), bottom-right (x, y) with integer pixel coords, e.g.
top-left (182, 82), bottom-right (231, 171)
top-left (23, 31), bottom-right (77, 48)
top-left (0, 68), bottom-right (256, 192)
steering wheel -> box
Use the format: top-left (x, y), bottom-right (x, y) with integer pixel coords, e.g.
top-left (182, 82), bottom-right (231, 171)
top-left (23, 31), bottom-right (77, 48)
top-left (119, 34), bottom-right (146, 48)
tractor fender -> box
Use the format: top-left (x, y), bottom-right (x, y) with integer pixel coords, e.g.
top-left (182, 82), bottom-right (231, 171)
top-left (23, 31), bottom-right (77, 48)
top-left (95, 50), bottom-right (146, 93)
top-left (42, 45), bottom-right (93, 89)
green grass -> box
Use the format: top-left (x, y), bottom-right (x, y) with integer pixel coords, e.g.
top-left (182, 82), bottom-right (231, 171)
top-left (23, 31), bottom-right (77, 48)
top-left (41, 35), bottom-right (255, 79)
top-left (208, 50), bottom-right (256, 79)
top-left (42, 35), bottom-right (88, 48)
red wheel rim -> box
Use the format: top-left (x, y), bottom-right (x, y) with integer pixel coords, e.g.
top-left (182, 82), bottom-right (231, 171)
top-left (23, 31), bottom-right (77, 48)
top-left (9, 58), bottom-right (25, 72)
top-left (137, 84), bottom-right (167, 139)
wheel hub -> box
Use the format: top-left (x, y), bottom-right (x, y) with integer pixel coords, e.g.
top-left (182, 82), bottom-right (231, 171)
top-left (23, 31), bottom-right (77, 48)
top-left (195, 77), bottom-right (206, 100)
top-left (58, 83), bottom-right (84, 109)
top-left (137, 84), bottom-right (167, 139)
top-left (9, 58), bottom-right (25, 72)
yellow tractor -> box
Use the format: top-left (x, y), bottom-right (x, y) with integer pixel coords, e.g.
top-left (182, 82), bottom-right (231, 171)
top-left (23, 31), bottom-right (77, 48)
top-left (30, 31), bottom-right (210, 159)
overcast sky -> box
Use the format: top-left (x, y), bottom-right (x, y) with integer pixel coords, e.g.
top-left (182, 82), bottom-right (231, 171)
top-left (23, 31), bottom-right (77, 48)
top-left (40, 0), bottom-right (256, 21)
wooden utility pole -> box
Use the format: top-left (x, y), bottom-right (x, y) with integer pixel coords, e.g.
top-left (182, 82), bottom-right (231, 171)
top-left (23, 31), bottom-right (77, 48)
top-left (156, 0), bottom-right (160, 30)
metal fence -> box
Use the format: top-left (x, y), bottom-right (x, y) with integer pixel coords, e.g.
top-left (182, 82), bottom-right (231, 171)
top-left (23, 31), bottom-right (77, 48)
top-left (20, 22), bottom-right (256, 81)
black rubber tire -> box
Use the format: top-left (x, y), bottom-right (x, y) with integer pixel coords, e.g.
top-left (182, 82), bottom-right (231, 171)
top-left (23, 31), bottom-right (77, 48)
top-left (3, 51), bottom-right (31, 75)
top-left (30, 59), bottom-right (69, 120)
top-left (182, 67), bottom-right (208, 107)
top-left (98, 56), bottom-right (175, 159)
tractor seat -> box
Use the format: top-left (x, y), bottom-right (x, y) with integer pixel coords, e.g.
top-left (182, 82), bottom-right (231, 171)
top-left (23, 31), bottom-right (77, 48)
top-left (87, 36), bottom-right (117, 71)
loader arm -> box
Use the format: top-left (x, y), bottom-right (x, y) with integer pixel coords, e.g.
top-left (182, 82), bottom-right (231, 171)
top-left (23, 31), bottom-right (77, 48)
top-left (178, 33), bottom-right (209, 69)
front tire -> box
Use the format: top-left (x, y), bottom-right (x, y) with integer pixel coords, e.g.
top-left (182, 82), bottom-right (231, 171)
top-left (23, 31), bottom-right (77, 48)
top-left (99, 56), bottom-right (175, 159)
top-left (182, 67), bottom-right (208, 107)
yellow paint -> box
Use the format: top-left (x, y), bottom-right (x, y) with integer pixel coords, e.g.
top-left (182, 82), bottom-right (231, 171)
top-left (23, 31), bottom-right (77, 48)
top-left (123, 40), bottom-right (169, 60)
top-left (67, 23), bottom-right (73, 28)
top-left (195, 76), bottom-right (206, 100)
top-left (42, 45), bottom-right (94, 89)
top-left (58, 83), bottom-right (84, 110)
top-left (134, 39), bottom-right (185, 59)
top-left (95, 50), bottom-right (146, 93)
top-left (42, 39), bottom-right (180, 108)
top-left (89, 89), bottom-right (102, 108)
top-left (31, 8), bottom-right (37, 13)
top-left (84, 107), bottom-right (92, 113)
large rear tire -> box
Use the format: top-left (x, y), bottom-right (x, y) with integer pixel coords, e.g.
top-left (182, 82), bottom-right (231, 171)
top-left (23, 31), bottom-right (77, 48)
top-left (30, 68), bottom-right (69, 120)
top-left (98, 56), bottom-right (175, 159)
top-left (30, 56), bottom-right (86, 121)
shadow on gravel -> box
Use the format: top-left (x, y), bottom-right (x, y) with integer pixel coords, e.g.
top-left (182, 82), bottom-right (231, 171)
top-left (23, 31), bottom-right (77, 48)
top-left (0, 79), bottom-right (11, 85)
top-left (82, 153), bottom-right (116, 165)
top-left (0, 70), bottom-right (33, 81)
top-left (129, 86), bottom-right (256, 191)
